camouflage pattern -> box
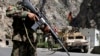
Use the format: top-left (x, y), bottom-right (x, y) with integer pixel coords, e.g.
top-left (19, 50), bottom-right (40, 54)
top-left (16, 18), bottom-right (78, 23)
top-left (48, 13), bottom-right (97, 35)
top-left (47, 34), bottom-right (53, 50)
top-left (6, 6), bottom-right (28, 18)
top-left (11, 41), bottom-right (37, 56)
top-left (6, 2), bottom-right (37, 56)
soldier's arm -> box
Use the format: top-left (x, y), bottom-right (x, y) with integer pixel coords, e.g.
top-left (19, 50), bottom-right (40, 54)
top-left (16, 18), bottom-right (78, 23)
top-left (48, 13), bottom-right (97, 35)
top-left (6, 6), bottom-right (28, 18)
top-left (6, 5), bottom-right (38, 21)
top-left (6, 6), bottom-right (18, 17)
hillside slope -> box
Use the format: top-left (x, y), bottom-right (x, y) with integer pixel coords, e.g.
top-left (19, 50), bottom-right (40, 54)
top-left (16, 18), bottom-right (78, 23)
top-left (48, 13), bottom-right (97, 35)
top-left (0, 0), bottom-right (100, 39)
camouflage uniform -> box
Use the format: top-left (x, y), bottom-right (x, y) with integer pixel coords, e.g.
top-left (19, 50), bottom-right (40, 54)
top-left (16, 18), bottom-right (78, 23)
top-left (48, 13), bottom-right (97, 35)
top-left (6, 2), bottom-right (37, 56)
top-left (47, 33), bottom-right (53, 50)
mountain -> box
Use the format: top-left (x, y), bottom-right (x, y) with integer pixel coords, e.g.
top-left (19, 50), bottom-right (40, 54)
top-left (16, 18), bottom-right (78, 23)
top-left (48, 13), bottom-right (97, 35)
top-left (72, 0), bottom-right (100, 30)
top-left (0, 0), bottom-right (100, 39)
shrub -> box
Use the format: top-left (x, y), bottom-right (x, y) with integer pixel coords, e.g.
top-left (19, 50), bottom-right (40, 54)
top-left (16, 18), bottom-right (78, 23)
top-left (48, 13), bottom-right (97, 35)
top-left (37, 42), bottom-right (48, 48)
top-left (37, 42), bottom-right (60, 48)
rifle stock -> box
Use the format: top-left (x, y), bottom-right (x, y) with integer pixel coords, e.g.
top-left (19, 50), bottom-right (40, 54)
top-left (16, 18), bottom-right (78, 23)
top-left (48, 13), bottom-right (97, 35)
top-left (22, 0), bottom-right (70, 56)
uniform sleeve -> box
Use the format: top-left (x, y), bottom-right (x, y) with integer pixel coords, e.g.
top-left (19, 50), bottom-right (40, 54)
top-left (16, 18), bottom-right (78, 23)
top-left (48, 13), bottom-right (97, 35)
top-left (6, 6), bottom-right (18, 17)
top-left (6, 6), bottom-right (28, 18)
top-left (20, 11), bottom-right (28, 18)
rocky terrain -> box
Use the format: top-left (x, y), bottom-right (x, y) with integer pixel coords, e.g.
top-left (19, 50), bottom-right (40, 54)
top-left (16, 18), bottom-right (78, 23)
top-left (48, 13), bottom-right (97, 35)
top-left (0, 0), bottom-right (100, 40)
top-left (73, 0), bottom-right (100, 29)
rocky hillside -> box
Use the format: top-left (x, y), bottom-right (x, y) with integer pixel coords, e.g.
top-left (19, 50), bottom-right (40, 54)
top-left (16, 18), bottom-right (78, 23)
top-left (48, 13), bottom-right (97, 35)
top-left (0, 0), bottom-right (100, 39)
top-left (72, 0), bottom-right (100, 29)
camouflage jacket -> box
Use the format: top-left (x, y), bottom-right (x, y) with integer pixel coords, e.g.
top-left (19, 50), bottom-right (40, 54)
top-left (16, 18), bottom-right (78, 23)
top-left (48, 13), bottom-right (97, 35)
top-left (6, 4), bottom-right (35, 42)
top-left (6, 4), bottom-right (28, 18)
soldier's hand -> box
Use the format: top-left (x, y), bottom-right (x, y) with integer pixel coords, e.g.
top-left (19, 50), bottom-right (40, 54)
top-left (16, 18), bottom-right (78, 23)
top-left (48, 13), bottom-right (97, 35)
top-left (27, 12), bottom-right (38, 21)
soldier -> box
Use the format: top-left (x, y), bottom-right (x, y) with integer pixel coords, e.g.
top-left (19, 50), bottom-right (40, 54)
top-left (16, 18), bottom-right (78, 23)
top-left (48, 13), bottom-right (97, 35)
top-left (6, 1), bottom-right (49, 56)
top-left (47, 33), bottom-right (53, 50)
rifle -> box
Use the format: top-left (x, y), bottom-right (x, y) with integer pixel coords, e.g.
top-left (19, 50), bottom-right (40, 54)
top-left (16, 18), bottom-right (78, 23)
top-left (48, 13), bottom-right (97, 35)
top-left (22, 0), bottom-right (70, 56)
